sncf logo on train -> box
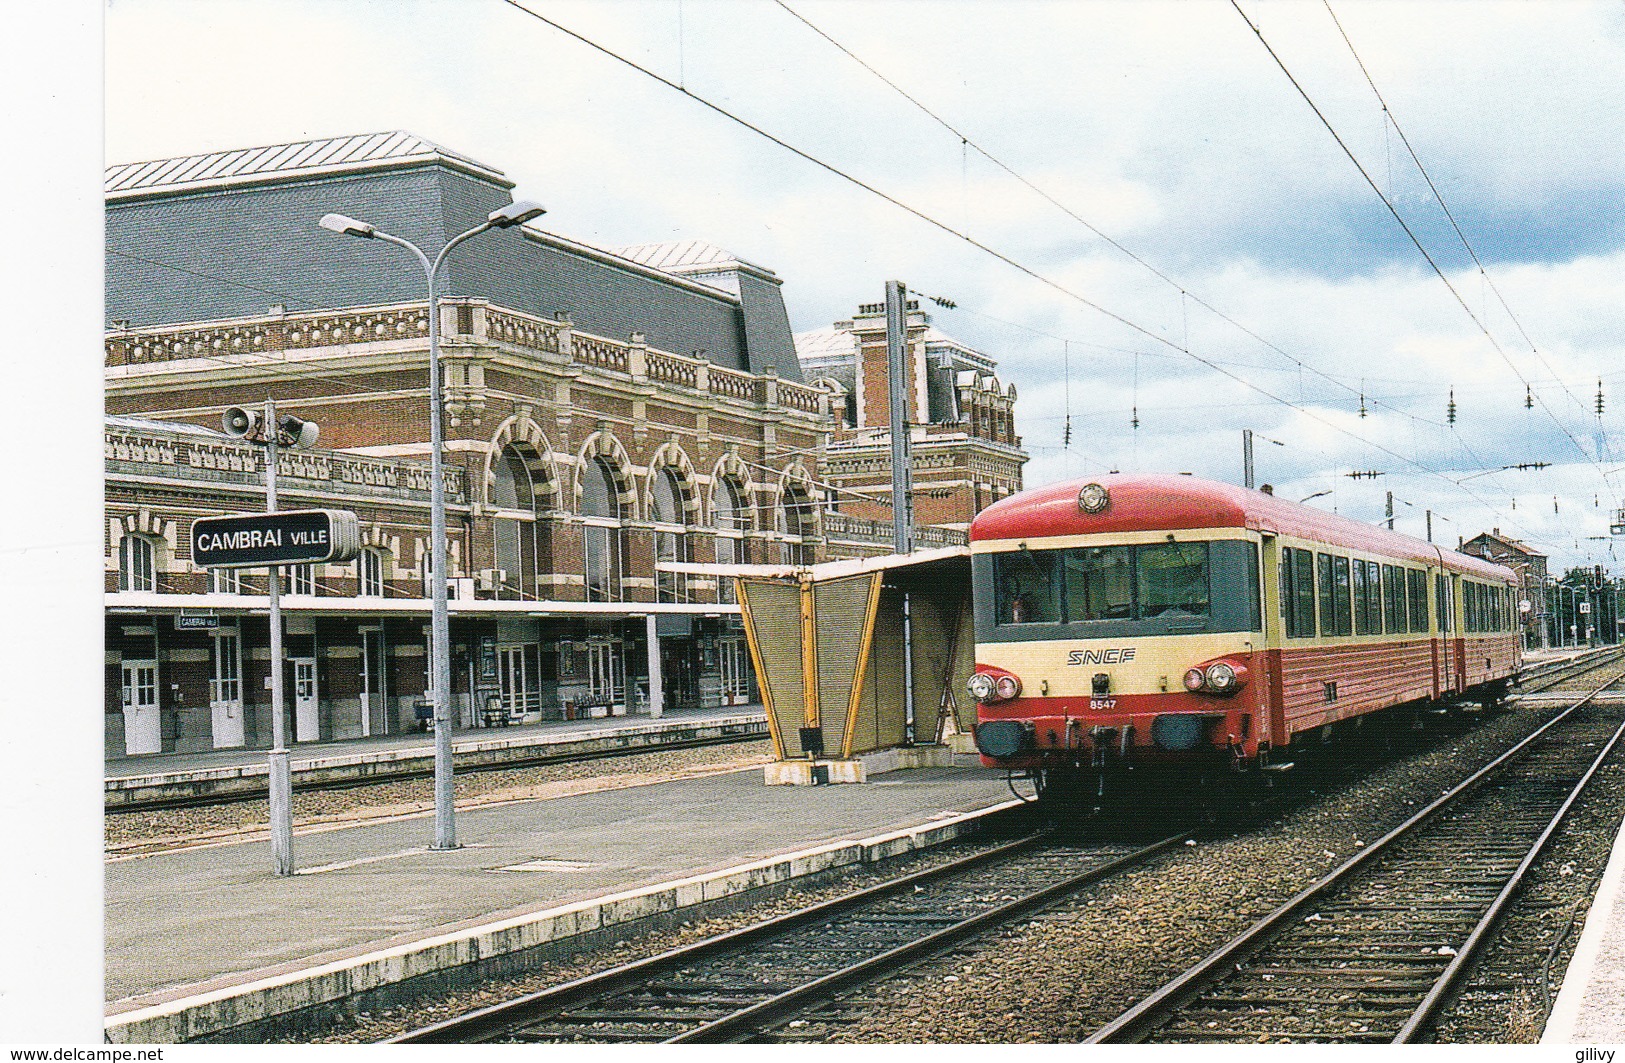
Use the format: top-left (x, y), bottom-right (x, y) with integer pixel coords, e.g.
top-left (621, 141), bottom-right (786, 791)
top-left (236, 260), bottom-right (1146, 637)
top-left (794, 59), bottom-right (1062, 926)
top-left (192, 509), bottom-right (361, 569)
top-left (1067, 647), bottom-right (1137, 665)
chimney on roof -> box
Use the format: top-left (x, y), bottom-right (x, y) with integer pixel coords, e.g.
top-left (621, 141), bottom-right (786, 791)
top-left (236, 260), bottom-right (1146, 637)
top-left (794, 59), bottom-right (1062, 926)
top-left (1493, 528), bottom-right (1500, 537)
top-left (1259, 484), bottom-right (1274, 495)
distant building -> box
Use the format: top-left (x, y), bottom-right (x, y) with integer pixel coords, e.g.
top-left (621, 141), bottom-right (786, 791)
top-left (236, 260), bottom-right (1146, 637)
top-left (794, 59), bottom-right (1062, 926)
top-left (1461, 528), bottom-right (1549, 647)
top-left (795, 300), bottom-right (1026, 534)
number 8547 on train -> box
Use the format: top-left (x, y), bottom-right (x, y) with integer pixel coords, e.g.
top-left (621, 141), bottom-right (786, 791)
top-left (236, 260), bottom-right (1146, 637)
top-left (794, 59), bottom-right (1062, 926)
top-left (966, 475), bottom-right (1521, 800)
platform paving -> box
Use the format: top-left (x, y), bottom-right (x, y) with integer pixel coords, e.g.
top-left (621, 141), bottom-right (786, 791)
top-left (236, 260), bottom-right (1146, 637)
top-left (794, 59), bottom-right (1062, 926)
top-left (1543, 804), bottom-right (1625, 1042)
top-left (105, 704), bottom-right (766, 779)
top-left (104, 757), bottom-right (1014, 1037)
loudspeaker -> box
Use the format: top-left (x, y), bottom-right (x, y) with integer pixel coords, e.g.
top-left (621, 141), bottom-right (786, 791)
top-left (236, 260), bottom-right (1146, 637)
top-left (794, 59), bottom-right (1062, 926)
top-left (279, 415), bottom-right (319, 449)
top-left (221, 406), bottom-right (261, 439)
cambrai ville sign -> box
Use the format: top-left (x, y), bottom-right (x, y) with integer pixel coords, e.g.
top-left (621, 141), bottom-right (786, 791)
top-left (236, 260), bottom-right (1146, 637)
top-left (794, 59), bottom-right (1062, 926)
top-left (192, 509), bottom-right (361, 569)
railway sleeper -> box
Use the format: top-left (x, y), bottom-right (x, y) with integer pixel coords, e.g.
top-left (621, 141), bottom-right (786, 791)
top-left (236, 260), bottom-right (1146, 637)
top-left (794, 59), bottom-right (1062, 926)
top-left (1160, 1026), bottom-right (1395, 1043)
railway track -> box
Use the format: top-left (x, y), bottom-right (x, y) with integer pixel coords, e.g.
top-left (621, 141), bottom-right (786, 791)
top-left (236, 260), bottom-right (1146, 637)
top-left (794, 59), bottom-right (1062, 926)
top-left (1085, 669), bottom-right (1625, 1044)
top-left (387, 826), bottom-right (1193, 1044)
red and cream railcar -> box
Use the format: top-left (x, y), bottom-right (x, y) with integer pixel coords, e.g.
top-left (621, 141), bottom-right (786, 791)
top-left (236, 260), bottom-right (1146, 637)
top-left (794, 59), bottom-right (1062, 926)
top-left (968, 475), bottom-right (1520, 793)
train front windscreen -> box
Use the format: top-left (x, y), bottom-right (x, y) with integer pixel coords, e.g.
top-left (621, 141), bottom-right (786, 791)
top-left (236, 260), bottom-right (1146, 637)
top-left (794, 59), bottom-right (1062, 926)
top-left (971, 538), bottom-right (1261, 643)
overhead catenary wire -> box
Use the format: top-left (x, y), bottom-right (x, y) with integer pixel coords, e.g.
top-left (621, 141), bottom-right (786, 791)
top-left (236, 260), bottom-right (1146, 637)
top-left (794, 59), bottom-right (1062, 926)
top-left (499, 0), bottom-right (1553, 547)
top-left (1233, 0), bottom-right (1619, 512)
top-left (771, 0), bottom-right (1462, 453)
top-left (1322, 0), bottom-right (1604, 434)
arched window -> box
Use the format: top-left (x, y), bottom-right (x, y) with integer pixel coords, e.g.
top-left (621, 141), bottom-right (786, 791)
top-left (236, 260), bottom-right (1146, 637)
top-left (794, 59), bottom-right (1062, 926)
top-left (582, 459), bottom-right (623, 602)
top-left (491, 445), bottom-right (551, 599)
top-left (713, 478), bottom-right (747, 604)
top-left (778, 485), bottom-right (815, 566)
top-left (119, 534), bottom-right (156, 592)
top-left (358, 548), bottom-right (386, 598)
top-left (650, 468), bottom-right (689, 603)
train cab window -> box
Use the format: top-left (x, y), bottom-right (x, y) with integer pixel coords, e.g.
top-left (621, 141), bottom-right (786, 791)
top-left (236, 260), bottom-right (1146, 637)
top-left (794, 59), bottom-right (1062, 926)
top-left (1061, 546), bottom-right (1135, 622)
top-left (993, 549), bottom-right (1062, 625)
top-left (1408, 570), bottom-right (1429, 632)
top-left (1139, 542), bottom-right (1210, 620)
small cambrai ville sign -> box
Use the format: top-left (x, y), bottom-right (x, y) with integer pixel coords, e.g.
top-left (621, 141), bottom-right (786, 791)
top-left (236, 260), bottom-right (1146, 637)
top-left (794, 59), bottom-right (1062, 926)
top-left (192, 509), bottom-right (361, 569)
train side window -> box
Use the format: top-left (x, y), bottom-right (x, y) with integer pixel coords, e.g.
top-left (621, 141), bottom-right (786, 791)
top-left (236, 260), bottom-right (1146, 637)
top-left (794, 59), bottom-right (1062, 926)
top-left (1436, 574), bottom-right (1451, 632)
top-left (1334, 556), bottom-right (1353, 636)
top-left (1407, 569), bottom-right (1428, 632)
top-left (1316, 553), bottom-right (1336, 637)
top-left (1291, 548), bottom-right (1316, 638)
top-left (993, 549), bottom-right (1062, 625)
top-left (1353, 559), bottom-right (1372, 635)
top-left (1383, 564), bottom-right (1404, 634)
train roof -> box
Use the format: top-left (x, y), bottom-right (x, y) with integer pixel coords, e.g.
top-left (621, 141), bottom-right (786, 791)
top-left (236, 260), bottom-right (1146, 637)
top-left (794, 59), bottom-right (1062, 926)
top-left (970, 474), bottom-right (1516, 582)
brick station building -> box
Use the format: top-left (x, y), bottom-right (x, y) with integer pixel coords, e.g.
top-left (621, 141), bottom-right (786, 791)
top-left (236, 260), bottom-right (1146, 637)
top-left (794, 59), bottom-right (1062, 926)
top-left (795, 301), bottom-right (1026, 533)
top-left (104, 131), bottom-right (1006, 756)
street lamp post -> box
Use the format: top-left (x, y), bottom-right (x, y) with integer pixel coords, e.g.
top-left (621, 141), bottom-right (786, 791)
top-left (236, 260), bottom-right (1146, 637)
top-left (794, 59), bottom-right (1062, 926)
top-left (320, 200), bottom-right (545, 850)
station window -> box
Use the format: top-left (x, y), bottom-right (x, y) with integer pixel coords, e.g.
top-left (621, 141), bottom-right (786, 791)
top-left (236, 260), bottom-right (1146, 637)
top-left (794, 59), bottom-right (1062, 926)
top-left (713, 477), bottom-right (748, 605)
top-left (358, 548), bottom-right (385, 598)
top-left (286, 564), bottom-right (315, 596)
top-left (118, 534), bottom-right (156, 592)
top-left (211, 567), bottom-right (244, 595)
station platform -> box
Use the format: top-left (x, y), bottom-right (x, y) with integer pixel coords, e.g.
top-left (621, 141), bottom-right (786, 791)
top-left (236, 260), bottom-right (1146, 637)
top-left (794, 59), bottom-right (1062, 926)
top-left (1543, 796), bottom-right (1625, 1042)
top-left (105, 704), bottom-right (769, 806)
top-left (104, 753), bottom-right (1018, 1042)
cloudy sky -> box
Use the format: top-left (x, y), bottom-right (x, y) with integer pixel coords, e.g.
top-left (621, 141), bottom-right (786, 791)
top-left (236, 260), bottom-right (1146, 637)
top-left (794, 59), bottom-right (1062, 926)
top-left (103, 0), bottom-right (1625, 572)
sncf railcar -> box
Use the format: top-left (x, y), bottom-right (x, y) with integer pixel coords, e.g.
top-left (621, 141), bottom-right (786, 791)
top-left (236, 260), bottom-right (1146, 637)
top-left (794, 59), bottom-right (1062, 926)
top-left (968, 475), bottom-right (1521, 797)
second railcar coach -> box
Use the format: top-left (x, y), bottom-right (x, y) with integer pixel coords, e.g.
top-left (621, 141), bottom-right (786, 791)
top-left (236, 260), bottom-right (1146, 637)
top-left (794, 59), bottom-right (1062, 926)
top-left (967, 475), bottom-right (1520, 798)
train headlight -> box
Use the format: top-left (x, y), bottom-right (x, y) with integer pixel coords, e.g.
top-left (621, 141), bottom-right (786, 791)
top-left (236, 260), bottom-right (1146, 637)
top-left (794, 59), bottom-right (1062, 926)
top-left (994, 674), bottom-right (1021, 701)
top-left (1078, 482), bottom-right (1110, 514)
top-left (1183, 668), bottom-right (1207, 691)
top-left (1204, 662), bottom-right (1237, 692)
top-left (967, 672), bottom-right (997, 703)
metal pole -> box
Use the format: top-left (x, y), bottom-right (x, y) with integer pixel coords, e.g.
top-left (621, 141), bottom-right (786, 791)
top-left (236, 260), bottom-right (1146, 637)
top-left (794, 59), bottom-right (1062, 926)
top-left (264, 398), bottom-right (293, 876)
top-left (424, 260), bottom-right (457, 851)
top-left (902, 591), bottom-right (915, 746)
top-left (884, 280), bottom-right (913, 554)
top-left (1425, 510), bottom-right (1433, 543)
top-left (1243, 429), bottom-right (1254, 490)
top-left (1385, 491), bottom-right (1394, 530)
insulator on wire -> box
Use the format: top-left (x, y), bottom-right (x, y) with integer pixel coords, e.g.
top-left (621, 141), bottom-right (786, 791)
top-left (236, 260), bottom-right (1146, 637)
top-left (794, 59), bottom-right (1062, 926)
top-left (1359, 392), bottom-right (1367, 418)
top-left (1447, 388), bottom-right (1457, 425)
top-left (1131, 406), bottom-right (1139, 430)
top-left (1525, 385), bottom-right (1534, 410)
top-left (1063, 417), bottom-right (1071, 447)
top-left (1598, 379), bottom-right (1606, 416)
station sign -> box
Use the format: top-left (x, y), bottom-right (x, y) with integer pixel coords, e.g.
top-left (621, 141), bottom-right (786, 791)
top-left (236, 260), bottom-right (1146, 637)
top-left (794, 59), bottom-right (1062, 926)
top-left (175, 612), bottom-right (219, 630)
top-left (192, 509), bottom-right (361, 569)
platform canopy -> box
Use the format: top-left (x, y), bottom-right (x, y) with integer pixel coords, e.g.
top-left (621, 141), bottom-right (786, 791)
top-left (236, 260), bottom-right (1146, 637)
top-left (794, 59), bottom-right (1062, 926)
top-left (680, 547), bottom-right (974, 761)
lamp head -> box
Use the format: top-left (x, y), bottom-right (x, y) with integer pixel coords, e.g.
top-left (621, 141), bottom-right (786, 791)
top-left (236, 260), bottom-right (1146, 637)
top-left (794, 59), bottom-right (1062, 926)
top-left (319, 213), bottom-right (375, 238)
top-left (488, 200), bottom-right (546, 228)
